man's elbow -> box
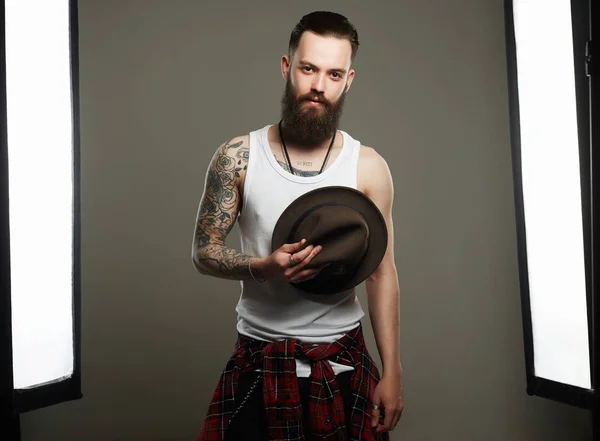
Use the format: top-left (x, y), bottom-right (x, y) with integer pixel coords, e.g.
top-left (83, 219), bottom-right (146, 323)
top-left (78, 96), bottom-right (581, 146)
top-left (191, 247), bottom-right (209, 274)
top-left (366, 259), bottom-right (397, 282)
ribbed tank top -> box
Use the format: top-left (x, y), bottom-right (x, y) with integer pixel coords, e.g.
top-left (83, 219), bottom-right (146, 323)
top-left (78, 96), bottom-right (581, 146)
top-left (236, 124), bottom-right (366, 377)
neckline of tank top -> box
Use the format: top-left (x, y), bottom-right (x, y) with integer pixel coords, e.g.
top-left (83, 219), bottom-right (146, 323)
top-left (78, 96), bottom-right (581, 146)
top-left (260, 124), bottom-right (351, 184)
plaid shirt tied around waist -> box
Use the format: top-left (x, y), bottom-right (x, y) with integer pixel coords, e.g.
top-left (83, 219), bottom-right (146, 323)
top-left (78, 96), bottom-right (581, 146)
top-left (197, 323), bottom-right (389, 441)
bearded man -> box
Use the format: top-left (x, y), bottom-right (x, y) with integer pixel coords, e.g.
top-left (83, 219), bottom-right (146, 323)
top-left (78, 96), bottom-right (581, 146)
top-left (192, 10), bottom-right (403, 441)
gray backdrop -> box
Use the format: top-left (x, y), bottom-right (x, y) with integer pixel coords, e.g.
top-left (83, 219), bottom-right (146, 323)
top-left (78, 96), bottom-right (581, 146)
top-left (19, 1), bottom-right (592, 440)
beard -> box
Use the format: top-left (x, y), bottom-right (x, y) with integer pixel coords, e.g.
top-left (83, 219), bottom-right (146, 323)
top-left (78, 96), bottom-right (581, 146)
top-left (279, 77), bottom-right (347, 147)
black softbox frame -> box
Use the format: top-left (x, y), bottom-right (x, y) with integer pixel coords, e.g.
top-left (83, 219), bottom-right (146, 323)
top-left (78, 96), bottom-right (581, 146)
top-left (0, 1), bottom-right (82, 439)
top-left (505, 0), bottom-right (600, 436)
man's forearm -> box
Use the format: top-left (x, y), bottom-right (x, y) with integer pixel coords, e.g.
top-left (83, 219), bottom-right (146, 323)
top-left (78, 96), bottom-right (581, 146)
top-left (366, 265), bottom-right (402, 377)
top-left (192, 243), bottom-right (264, 281)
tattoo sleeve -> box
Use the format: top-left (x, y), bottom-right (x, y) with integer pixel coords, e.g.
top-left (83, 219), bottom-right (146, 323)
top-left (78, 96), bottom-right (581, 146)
top-left (191, 138), bottom-right (264, 280)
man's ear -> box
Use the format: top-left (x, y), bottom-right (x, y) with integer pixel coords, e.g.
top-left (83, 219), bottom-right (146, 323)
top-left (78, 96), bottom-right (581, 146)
top-left (281, 54), bottom-right (292, 81)
top-left (344, 69), bottom-right (356, 93)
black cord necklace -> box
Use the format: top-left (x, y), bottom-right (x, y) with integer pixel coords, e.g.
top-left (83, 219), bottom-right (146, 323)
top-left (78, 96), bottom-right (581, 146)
top-left (278, 120), bottom-right (336, 175)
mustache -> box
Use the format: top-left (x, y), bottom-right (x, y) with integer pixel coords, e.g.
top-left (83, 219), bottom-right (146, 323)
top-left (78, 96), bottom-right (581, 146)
top-left (299, 93), bottom-right (330, 105)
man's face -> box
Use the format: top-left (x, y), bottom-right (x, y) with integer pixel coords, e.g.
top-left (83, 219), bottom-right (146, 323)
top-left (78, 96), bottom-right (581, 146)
top-left (280, 31), bottom-right (355, 147)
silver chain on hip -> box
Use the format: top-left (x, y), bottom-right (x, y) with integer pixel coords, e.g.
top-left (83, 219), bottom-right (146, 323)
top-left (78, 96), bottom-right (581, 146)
top-left (228, 373), bottom-right (262, 427)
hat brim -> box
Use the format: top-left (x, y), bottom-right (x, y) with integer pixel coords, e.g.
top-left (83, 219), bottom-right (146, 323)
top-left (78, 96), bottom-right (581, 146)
top-left (271, 186), bottom-right (388, 295)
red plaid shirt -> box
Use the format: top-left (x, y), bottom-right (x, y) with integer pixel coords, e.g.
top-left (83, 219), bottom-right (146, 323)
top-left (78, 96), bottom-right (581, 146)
top-left (197, 323), bottom-right (389, 441)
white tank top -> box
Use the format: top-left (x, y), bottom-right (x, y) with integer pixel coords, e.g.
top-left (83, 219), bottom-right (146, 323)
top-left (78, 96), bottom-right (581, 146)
top-left (236, 124), bottom-right (366, 377)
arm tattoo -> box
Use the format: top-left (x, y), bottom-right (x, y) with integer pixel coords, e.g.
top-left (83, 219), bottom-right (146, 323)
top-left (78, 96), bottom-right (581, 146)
top-left (192, 138), bottom-right (264, 280)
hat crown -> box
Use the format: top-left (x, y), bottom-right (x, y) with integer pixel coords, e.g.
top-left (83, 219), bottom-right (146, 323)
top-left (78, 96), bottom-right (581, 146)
top-left (290, 204), bottom-right (370, 274)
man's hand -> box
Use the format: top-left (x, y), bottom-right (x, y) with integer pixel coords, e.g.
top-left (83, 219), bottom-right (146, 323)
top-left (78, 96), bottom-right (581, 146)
top-left (254, 239), bottom-right (329, 283)
top-left (371, 370), bottom-right (403, 433)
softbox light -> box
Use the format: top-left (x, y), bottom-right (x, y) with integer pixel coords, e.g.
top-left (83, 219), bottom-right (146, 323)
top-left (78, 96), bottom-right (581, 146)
top-left (0, 0), bottom-right (82, 439)
top-left (504, 0), bottom-right (600, 429)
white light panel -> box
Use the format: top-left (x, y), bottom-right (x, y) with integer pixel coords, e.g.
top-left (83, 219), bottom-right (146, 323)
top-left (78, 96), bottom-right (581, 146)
top-left (513, 0), bottom-right (591, 389)
top-left (6, 0), bottom-right (74, 389)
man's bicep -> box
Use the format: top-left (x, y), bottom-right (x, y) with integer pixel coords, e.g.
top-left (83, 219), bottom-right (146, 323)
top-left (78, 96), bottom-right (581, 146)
top-left (193, 138), bottom-right (247, 249)
top-left (365, 152), bottom-right (396, 273)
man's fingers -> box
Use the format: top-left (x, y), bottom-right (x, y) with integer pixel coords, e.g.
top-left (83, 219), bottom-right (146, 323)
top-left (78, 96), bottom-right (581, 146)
top-left (371, 408), bottom-right (380, 428)
top-left (287, 246), bottom-right (314, 275)
top-left (391, 408), bottom-right (402, 429)
top-left (296, 244), bottom-right (318, 262)
top-left (289, 269), bottom-right (319, 283)
top-left (372, 404), bottom-right (394, 433)
top-left (289, 262), bottom-right (329, 282)
top-left (383, 405), bottom-right (394, 431)
top-left (285, 240), bottom-right (312, 266)
top-left (370, 396), bottom-right (382, 428)
top-left (289, 245), bottom-right (321, 272)
top-left (374, 403), bottom-right (402, 433)
top-left (297, 245), bottom-right (322, 265)
top-left (282, 239), bottom-right (306, 253)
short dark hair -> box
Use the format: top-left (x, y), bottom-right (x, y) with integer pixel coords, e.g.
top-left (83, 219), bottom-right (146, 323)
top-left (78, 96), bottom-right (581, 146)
top-left (288, 11), bottom-right (359, 62)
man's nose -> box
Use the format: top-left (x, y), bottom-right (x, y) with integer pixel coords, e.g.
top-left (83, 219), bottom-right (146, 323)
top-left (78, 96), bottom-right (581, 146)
top-left (311, 74), bottom-right (326, 93)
